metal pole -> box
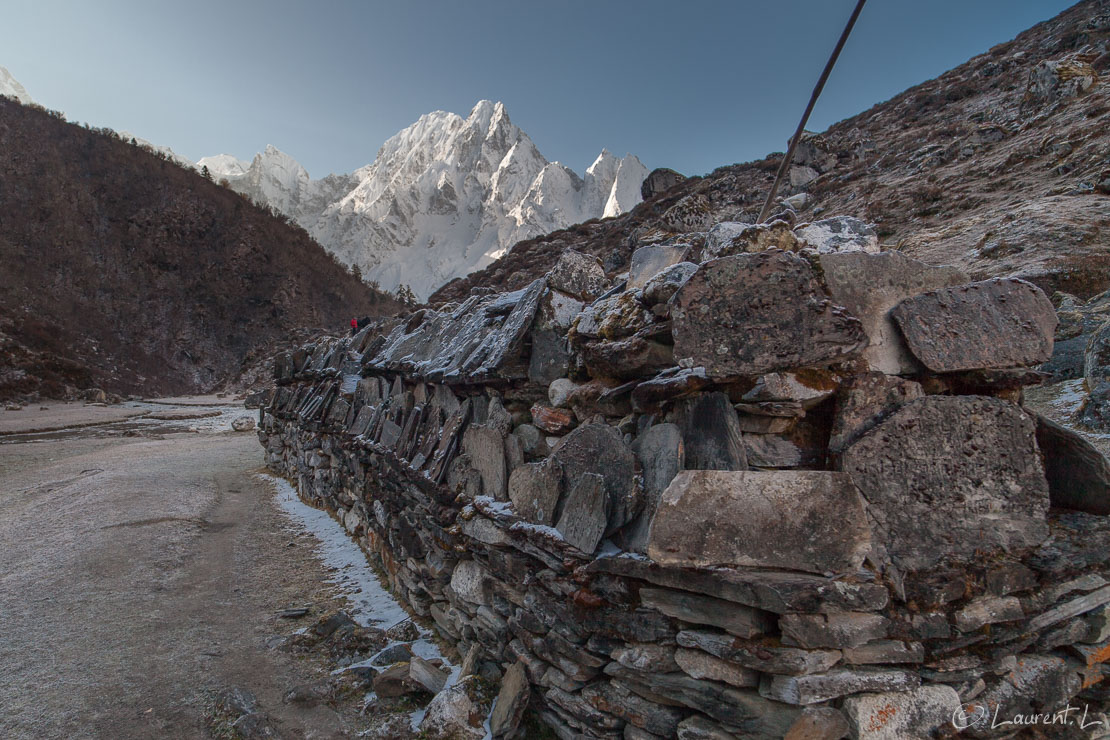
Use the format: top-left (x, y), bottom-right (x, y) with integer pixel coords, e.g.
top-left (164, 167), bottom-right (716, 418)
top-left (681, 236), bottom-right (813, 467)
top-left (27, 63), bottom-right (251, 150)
top-left (757, 0), bottom-right (867, 223)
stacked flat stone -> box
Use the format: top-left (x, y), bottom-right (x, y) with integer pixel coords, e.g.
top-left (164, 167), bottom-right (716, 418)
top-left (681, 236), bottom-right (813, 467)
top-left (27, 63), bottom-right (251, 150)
top-left (258, 216), bottom-right (1110, 739)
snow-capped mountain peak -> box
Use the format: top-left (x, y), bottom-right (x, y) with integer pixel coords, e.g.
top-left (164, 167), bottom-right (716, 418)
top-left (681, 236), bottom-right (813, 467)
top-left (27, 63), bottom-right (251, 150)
top-left (1, 73), bottom-right (645, 299)
top-left (0, 66), bottom-right (33, 105)
top-left (605, 152), bottom-right (649, 218)
top-left (244, 145), bottom-right (313, 214)
top-left (201, 101), bottom-right (647, 299)
top-left (197, 153), bottom-right (250, 179)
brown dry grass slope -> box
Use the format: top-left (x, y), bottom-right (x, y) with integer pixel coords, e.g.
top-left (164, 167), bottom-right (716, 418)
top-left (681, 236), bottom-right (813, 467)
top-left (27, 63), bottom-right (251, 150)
top-left (0, 99), bottom-right (400, 400)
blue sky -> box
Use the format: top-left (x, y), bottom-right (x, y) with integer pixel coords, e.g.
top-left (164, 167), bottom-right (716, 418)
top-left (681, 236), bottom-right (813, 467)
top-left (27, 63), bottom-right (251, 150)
top-left (0, 0), bottom-right (1078, 177)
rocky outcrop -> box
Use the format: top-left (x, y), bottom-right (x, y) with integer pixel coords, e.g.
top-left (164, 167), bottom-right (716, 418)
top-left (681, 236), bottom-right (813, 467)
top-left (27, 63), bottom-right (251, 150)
top-left (640, 168), bottom-right (687, 201)
top-left (258, 219), bottom-right (1110, 738)
top-left (432, 2), bottom-right (1110, 308)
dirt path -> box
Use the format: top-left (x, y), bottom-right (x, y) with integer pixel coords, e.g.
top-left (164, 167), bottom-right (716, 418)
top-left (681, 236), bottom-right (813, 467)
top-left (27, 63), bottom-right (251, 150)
top-left (0, 422), bottom-right (363, 738)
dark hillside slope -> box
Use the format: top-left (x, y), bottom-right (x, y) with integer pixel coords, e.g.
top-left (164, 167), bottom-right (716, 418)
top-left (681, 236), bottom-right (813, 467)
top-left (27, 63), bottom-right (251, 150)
top-left (0, 99), bottom-right (399, 400)
top-left (432, 0), bottom-right (1110, 305)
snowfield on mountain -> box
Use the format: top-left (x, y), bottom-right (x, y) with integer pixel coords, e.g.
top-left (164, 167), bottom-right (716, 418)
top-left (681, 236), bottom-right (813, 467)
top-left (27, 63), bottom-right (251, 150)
top-left (200, 101), bottom-right (647, 299)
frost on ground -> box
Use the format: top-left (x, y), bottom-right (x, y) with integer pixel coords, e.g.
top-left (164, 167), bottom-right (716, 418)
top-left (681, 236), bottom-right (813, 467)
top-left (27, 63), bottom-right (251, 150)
top-left (171, 404), bottom-right (250, 432)
top-left (258, 473), bottom-right (470, 734)
top-left (0, 401), bottom-right (250, 444)
top-left (262, 472), bottom-right (417, 631)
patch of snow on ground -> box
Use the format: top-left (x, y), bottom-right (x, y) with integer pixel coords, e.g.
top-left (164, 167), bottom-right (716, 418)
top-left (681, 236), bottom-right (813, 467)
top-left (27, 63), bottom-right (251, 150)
top-left (260, 473), bottom-right (410, 628)
top-left (259, 472), bottom-right (463, 733)
top-left (1046, 379), bottom-right (1089, 417)
top-left (482, 698), bottom-right (496, 740)
top-left (0, 401), bottom-right (251, 443)
top-left (123, 401), bottom-right (247, 433)
top-left (410, 638), bottom-right (446, 661)
top-left (189, 406), bottom-right (253, 432)
top-left (409, 705), bottom-right (428, 733)
top-left (597, 539), bottom-right (623, 558)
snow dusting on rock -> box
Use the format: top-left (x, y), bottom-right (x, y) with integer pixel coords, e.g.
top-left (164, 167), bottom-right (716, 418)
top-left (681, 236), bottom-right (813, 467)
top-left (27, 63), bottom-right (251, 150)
top-left (0, 66), bottom-right (33, 105)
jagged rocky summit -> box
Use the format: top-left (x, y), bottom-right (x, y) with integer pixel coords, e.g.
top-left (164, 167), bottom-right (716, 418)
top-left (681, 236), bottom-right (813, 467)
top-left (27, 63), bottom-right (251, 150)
top-left (258, 211), bottom-right (1110, 739)
top-left (200, 101), bottom-right (648, 300)
top-left (0, 66), bottom-right (32, 105)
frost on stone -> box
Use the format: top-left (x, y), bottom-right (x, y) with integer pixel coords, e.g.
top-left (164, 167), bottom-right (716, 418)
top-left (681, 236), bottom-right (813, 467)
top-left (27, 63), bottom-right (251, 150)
top-left (794, 216), bottom-right (879, 254)
top-left (340, 373), bottom-right (360, 395)
top-left (363, 278), bottom-right (545, 382)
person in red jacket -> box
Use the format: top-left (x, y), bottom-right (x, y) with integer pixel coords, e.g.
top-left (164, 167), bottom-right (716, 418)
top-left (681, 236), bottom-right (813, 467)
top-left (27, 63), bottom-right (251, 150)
top-left (350, 318), bottom-right (358, 336)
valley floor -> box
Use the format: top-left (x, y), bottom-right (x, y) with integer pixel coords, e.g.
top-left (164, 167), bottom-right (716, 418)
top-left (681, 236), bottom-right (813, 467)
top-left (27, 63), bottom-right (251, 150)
top-left (0, 400), bottom-right (368, 738)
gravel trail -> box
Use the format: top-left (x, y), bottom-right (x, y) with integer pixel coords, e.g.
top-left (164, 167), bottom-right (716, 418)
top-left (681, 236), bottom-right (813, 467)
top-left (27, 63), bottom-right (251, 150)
top-left (0, 408), bottom-right (362, 738)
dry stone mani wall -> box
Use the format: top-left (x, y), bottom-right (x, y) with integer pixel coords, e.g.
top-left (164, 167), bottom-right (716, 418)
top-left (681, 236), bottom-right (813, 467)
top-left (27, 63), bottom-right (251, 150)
top-left (258, 216), bottom-right (1110, 739)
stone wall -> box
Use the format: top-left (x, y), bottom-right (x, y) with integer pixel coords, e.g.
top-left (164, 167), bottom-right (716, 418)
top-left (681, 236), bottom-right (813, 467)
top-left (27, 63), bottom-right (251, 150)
top-left (258, 217), bottom-right (1110, 739)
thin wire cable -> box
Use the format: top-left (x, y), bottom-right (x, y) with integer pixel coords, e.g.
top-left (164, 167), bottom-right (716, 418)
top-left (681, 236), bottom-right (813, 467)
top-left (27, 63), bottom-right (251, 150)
top-left (757, 0), bottom-right (867, 223)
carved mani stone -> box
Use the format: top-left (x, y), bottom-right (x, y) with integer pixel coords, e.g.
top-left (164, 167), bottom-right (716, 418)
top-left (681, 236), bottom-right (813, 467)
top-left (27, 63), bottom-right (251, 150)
top-left (671, 250), bottom-right (867, 377)
top-left (461, 423), bottom-right (508, 500)
top-left (828, 372), bottom-right (924, 454)
top-left (546, 249), bottom-right (609, 302)
top-left (676, 392), bottom-right (747, 471)
top-left (550, 423), bottom-right (640, 536)
top-left (647, 470), bottom-right (871, 575)
top-left (838, 395), bottom-right (1050, 571)
top-left (508, 459), bottom-right (563, 526)
top-left (890, 277), bottom-right (1057, 373)
top-left (622, 422), bottom-right (685, 553)
top-left (555, 473), bottom-right (608, 555)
